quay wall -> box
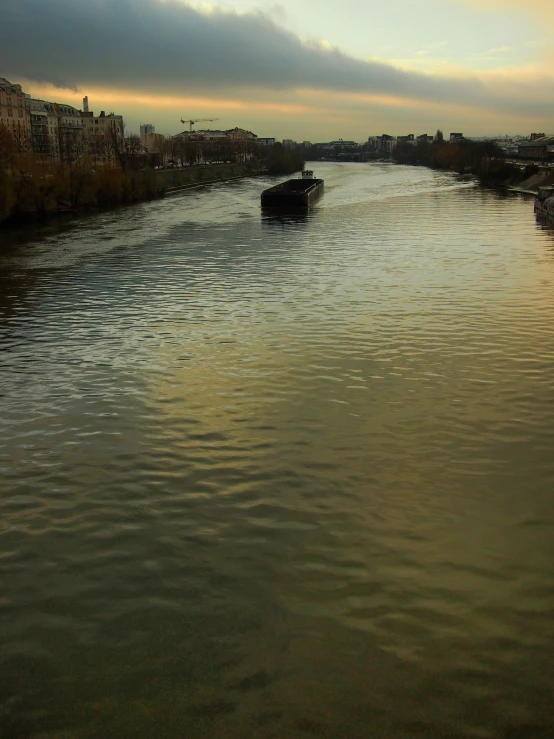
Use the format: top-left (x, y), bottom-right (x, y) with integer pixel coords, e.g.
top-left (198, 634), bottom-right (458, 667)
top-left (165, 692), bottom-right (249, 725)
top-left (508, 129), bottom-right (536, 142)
top-left (157, 163), bottom-right (258, 191)
top-left (508, 170), bottom-right (553, 194)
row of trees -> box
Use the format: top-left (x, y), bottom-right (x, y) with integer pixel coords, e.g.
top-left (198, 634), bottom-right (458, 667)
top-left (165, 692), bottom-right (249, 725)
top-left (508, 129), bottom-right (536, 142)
top-left (149, 136), bottom-right (260, 167)
top-left (0, 126), bottom-right (160, 222)
top-left (6, 123), bottom-right (141, 169)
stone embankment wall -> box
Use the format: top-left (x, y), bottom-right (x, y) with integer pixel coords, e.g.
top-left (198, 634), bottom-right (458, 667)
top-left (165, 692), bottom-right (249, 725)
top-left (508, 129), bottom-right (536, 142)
top-left (157, 163), bottom-right (257, 191)
top-left (503, 168), bottom-right (554, 195)
top-left (512, 170), bottom-right (554, 194)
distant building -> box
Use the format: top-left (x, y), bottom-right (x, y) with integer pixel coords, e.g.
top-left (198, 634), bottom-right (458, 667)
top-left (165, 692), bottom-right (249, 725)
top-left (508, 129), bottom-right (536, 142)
top-left (493, 137), bottom-right (519, 157)
top-left (258, 137), bottom-right (276, 146)
top-left (82, 109), bottom-right (124, 141)
top-left (366, 136), bottom-right (379, 152)
top-left (417, 134), bottom-right (433, 144)
top-left (397, 134), bottom-right (415, 146)
top-left (175, 129), bottom-right (228, 141)
top-left (378, 134), bottom-right (395, 154)
top-left (329, 139), bottom-right (359, 147)
top-left (176, 128), bottom-right (257, 142)
top-left (141, 131), bottom-right (169, 166)
top-left (518, 136), bottom-right (554, 161)
top-left (141, 132), bottom-right (167, 149)
top-left (530, 133), bottom-right (545, 141)
top-left (226, 127), bottom-right (256, 141)
top-left (282, 139), bottom-right (296, 149)
top-left (366, 135), bottom-right (395, 154)
top-left (449, 132), bottom-right (464, 141)
top-left (105, 112), bottom-right (124, 135)
top-left (172, 126), bottom-right (258, 164)
top-left (140, 123), bottom-right (155, 136)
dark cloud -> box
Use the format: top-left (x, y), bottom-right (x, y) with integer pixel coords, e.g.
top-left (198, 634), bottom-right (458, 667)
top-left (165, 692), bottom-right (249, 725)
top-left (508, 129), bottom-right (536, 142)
top-left (0, 0), bottom-right (552, 116)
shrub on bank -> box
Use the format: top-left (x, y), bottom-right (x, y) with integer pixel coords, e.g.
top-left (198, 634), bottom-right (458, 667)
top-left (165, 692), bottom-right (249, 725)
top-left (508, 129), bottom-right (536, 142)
top-left (95, 168), bottom-right (125, 207)
top-left (0, 168), bottom-right (15, 220)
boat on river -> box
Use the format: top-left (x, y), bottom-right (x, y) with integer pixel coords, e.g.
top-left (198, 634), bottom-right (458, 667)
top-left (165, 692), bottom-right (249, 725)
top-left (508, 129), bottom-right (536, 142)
top-left (261, 170), bottom-right (324, 208)
top-left (534, 186), bottom-right (554, 218)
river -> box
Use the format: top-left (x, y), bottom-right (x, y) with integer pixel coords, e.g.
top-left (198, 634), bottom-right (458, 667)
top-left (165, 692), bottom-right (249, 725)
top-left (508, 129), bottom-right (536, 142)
top-left (1, 162), bottom-right (554, 738)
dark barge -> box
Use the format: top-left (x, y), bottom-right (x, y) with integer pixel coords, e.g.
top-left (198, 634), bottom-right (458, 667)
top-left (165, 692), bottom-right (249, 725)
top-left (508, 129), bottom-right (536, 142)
top-left (261, 170), bottom-right (324, 208)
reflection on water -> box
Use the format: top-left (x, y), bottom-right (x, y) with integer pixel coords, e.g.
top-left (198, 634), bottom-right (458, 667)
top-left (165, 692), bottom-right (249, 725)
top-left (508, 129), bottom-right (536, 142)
top-left (261, 207), bottom-right (316, 227)
top-left (1, 163), bottom-right (554, 738)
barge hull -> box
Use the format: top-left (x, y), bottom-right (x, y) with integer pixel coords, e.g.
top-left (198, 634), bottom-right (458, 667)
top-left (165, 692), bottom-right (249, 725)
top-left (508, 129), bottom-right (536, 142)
top-left (261, 179), bottom-right (324, 208)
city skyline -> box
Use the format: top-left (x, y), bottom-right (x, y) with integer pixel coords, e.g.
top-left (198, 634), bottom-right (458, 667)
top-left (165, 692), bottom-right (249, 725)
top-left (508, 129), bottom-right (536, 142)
top-left (1, 0), bottom-right (554, 140)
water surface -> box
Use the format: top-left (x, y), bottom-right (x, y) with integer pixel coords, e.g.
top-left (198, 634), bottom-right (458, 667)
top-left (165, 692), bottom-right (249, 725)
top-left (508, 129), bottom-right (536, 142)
top-left (1, 163), bottom-right (554, 738)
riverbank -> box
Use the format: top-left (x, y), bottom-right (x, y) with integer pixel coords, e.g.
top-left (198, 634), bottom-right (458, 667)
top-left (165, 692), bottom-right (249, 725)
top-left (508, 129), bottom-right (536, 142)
top-left (476, 163), bottom-right (553, 194)
top-left (0, 162), bottom-right (262, 229)
top-left (505, 169), bottom-right (553, 194)
top-left (391, 136), bottom-right (554, 195)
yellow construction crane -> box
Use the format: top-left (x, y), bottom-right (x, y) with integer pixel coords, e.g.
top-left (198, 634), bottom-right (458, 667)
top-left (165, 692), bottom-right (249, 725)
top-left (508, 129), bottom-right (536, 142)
top-left (180, 117), bottom-right (220, 132)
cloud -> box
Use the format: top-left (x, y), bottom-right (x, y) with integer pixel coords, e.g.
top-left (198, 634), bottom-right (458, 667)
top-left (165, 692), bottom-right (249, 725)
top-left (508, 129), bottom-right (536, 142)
top-left (458, 0), bottom-right (554, 25)
top-left (0, 0), bottom-right (553, 120)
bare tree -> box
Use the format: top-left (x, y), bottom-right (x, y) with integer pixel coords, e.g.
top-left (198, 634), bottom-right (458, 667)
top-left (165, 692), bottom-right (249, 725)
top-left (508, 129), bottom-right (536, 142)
top-left (88, 135), bottom-right (109, 167)
top-left (152, 136), bottom-right (168, 168)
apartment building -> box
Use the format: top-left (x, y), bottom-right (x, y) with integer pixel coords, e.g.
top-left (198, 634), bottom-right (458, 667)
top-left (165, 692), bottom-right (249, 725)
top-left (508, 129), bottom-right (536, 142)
top-left (0, 77), bottom-right (31, 145)
top-left (26, 98), bottom-right (59, 158)
top-left (41, 100), bottom-right (84, 155)
top-left (82, 110), bottom-right (124, 141)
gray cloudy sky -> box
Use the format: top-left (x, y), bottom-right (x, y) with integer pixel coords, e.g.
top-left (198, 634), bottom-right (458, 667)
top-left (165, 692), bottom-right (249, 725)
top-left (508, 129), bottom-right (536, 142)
top-left (1, 0), bottom-right (553, 139)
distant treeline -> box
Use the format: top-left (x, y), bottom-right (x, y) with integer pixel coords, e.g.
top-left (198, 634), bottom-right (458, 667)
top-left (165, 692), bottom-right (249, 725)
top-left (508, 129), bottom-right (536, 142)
top-left (392, 131), bottom-right (542, 186)
top-left (303, 144), bottom-right (366, 163)
top-left (265, 143), bottom-right (305, 174)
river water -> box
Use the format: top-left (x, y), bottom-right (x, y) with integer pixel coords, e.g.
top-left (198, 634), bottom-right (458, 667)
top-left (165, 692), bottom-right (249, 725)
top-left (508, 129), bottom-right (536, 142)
top-left (1, 163), bottom-right (554, 738)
